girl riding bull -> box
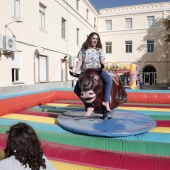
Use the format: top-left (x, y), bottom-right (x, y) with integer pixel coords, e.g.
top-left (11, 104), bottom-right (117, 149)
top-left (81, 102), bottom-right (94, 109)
top-left (73, 32), bottom-right (112, 116)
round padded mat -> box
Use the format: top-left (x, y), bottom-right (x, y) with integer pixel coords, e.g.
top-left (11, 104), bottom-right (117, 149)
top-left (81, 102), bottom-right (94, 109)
top-left (57, 110), bottom-right (156, 137)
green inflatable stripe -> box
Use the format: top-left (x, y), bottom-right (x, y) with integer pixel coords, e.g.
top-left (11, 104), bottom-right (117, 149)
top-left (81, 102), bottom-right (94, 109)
top-left (150, 115), bottom-right (170, 120)
top-left (27, 106), bottom-right (170, 119)
top-left (36, 131), bottom-right (170, 157)
top-left (28, 108), bottom-right (66, 113)
top-left (0, 125), bottom-right (8, 134)
top-left (0, 124), bottom-right (170, 157)
top-left (27, 108), bottom-right (43, 111)
top-left (28, 107), bottom-right (170, 117)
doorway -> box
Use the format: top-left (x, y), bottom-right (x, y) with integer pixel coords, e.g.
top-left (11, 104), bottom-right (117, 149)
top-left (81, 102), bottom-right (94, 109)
top-left (143, 65), bottom-right (156, 85)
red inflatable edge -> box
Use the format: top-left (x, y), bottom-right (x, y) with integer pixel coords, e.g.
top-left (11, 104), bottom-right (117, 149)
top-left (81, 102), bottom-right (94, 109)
top-left (0, 134), bottom-right (169, 170)
top-left (0, 90), bottom-right (169, 117)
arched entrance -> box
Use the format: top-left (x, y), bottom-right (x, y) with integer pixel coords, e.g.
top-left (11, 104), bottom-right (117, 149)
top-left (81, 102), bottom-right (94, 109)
top-left (143, 65), bottom-right (156, 85)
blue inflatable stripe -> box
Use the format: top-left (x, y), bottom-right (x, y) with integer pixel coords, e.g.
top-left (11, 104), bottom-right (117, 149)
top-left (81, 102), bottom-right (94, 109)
top-left (51, 88), bottom-right (74, 91)
top-left (0, 118), bottom-right (170, 143)
top-left (116, 109), bottom-right (170, 116)
top-left (39, 106), bottom-right (85, 111)
top-left (30, 106), bottom-right (41, 109)
top-left (0, 88), bottom-right (73, 100)
top-left (28, 106), bottom-right (170, 116)
top-left (0, 89), bottom-right (52, 100)
top-left (28, 106), bottom-right (170, 117)
top-left (0, 118), bottom-right (71, 134)
top-left (39, 106), bottom-right (170, 116)
top-left (116, 132), bottom-right (170, 143)
top-left (125, 89), bottom-right (170, 93)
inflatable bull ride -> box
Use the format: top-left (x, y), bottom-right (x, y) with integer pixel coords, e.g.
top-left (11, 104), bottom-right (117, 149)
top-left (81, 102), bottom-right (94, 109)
top-left (58, 65), bottom-right (156, 137)
top-left (71, 64), bottom-right (127, 118)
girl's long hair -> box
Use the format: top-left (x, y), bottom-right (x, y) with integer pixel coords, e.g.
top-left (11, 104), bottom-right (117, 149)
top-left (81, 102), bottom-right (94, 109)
top-left (5, 122), bottom-right (46, 170)
top-left (82, 32), bottom-right (102, 49)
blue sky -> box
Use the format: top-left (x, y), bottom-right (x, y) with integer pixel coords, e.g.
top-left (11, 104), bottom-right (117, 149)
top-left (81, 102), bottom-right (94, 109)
top-left (90, 0), bottom-right (169, 10)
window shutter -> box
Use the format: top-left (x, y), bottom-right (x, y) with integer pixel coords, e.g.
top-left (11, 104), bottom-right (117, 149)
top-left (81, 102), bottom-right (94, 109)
top-left (39, 56), bottom-right (47, 82)
top-left (12, 52), bottom-right (21, 69)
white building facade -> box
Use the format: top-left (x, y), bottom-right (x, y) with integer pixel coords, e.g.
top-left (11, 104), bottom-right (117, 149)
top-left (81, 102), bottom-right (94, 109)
top-left (98, 2), bottom-right (170, 87)
top-left (0, 0), bottom-right (169, 94)
top-left (0, 0), bottom-right (98, 93)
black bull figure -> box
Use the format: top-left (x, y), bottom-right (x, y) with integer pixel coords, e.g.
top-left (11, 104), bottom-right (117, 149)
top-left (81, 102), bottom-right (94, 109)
top-left (70, 66), bottom-right (127, 118)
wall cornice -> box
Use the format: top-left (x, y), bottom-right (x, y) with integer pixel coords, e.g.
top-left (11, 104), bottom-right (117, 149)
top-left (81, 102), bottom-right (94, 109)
top-left (98, 2), bottom-right (170, 17)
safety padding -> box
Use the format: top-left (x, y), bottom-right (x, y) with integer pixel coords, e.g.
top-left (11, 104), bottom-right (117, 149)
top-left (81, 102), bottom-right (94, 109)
top-left (53, 90), bottom-right (170, 104)
top-left (127, 91), bottom-right (170, 104)
top-left (50, 160), bottom-right (114, 170)
top-left (54, 91), bottom-right (79, 101)
top-left (0, 148), bottom-right (109, 170)
top-left (0, 90), bottom-right (169, 117)
top-left (0, 122), bottom-right (170, 154)
top-left (0, 134), bottom-right (170, 170)
top-left (18, 110), bottom-right (59, 118)
top-left (0, 90), bottom-right (57, 116)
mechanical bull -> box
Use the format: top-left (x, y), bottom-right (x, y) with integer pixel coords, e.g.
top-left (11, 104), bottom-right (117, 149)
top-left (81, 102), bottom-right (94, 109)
top-left (70, 66), bottom-right (127, 118)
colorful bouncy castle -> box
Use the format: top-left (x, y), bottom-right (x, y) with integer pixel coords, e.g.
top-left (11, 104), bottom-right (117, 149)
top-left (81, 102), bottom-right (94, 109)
top-left (105, 63), bottom-right (139, 89)
top-left (0, 88), bottom-right (170, 170)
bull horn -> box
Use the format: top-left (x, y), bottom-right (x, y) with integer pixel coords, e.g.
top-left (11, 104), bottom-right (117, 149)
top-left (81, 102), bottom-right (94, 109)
top-left (101, 63), bottom-right (104, 70)
top-left (69, 71), bottom-right (80, 77)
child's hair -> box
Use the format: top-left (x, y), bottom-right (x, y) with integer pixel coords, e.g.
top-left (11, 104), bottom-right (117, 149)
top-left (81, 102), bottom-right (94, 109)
top-left (82, 32), bottom-right (102, 49)
top-left (5, 122), bottom-right (46, 170)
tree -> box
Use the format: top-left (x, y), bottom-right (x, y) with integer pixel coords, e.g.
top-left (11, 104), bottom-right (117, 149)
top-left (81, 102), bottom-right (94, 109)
top-left (163, 18), bottom-right (170, 44)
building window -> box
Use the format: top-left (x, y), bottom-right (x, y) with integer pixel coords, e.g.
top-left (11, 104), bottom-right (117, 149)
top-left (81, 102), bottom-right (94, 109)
top-left (106, 42), bottom-right (112, 54)
top-left (86, 9), bottom-right (89, 20)
top-left (125, 41), bottom-right (132, 53)
top-left (76, 0), bottom-right (79, 11)
top-left (105, 20), bottom-right (112, 30)
top-left (77, 28), bottom-right (79, 45)
top-left (94, 17), bottom-right (97, 28)
top-left (147, 40), bottom-right (154, 52)
top-left (12, 68), bottom-right (20, 82)
top-left (61, 18), bottom-right (66, 39)
top-left (12, 52), bottom-right (21, 82)
top-left (125, 18), bottom-right (132, 29)
top-left (39, 3), bottom-right (46, 30)
top-left (147, 16), bottom-right (154, 28)
top-left (12, 0), bottom-right (20, 19)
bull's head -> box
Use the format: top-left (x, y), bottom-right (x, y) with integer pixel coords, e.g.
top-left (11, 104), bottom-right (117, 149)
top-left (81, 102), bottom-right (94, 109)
top-left (78, 69), bottom-right (103, 103)
top-left (70, 64), bottom-right (104, 104)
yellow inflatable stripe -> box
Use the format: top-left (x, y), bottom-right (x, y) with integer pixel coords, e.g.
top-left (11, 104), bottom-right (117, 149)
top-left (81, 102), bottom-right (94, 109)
top-left (149, 127), bottom-right (170, 133)
top-left (46, 103), bottom-right (83, 108)
top-left (1, 114), bottom-right (55, 124)
top-left (50, 160), bottom-right (104, 170)
top-left (118, 106), bottom-right (170, 112)
top-left (0, 150), bottom-right (4, 160)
